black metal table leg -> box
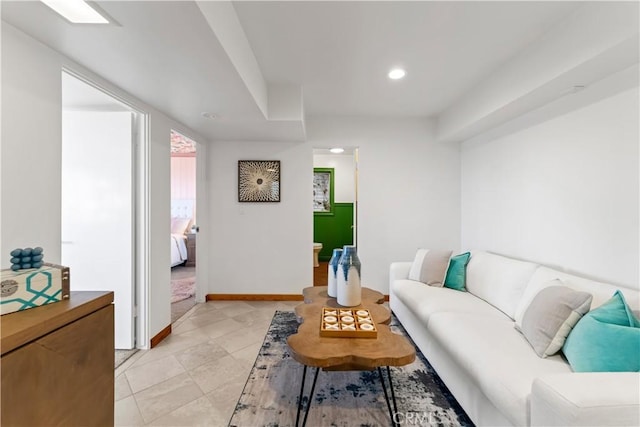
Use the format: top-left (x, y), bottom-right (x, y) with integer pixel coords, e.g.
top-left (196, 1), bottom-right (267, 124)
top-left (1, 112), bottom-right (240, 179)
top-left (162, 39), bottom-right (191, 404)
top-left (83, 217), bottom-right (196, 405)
top-left (387, 366), bottom-right (398, 418)
top-left (378, 367), bottom-right (397, 426)
top-left (296, 366), bottom-right (399, 426)
top-left (295, 365), bottom-right (308, 427)
top-left (301, 367), bottom-right (320, 427)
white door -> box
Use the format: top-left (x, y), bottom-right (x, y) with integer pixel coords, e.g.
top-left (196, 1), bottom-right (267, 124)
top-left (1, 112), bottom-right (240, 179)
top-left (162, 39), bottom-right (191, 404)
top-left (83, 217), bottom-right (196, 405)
top-left (62, 110), bottom-right (135, 349)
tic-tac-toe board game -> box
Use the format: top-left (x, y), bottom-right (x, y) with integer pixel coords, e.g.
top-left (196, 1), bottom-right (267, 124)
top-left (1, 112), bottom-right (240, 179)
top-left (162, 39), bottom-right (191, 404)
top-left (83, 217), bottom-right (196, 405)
top-left (319, 307), bottom-right (378, 338)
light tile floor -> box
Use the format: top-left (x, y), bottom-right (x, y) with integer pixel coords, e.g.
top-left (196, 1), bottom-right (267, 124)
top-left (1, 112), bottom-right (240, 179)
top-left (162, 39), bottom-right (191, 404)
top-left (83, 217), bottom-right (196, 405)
top-left (115, 300), bottom-right (300, 426)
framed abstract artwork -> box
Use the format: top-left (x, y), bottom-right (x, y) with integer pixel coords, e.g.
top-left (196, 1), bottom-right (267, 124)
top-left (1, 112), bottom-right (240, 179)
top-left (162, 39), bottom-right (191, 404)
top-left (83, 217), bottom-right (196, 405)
top-left (313, 168), bottom-right (334, 215)
top-left (238, 160), bottom-right (281, 202)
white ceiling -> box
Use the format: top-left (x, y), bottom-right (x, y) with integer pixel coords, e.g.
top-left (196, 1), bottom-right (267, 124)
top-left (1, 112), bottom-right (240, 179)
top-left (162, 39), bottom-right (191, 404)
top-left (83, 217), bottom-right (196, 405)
top-left (314, 148), bottom-right (355, 156)
top-left (234, 1), bottom-right (579, 116)
top-left (2, 1), bottom-right (265, 139)
top-left (1, 1), bottom-right (624, 143)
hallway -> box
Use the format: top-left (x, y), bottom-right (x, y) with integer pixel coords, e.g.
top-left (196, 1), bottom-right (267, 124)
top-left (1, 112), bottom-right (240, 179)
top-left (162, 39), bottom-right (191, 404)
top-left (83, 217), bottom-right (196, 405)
top-left (313, 261), bottom-right (328, 286)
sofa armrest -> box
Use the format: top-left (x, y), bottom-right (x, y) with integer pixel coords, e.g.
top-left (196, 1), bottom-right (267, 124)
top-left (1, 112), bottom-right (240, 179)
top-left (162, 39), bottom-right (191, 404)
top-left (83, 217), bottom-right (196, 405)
top-left (389, 262), bottom-right (412, 288)
top-left (531, 373), bottom-right (640, 426)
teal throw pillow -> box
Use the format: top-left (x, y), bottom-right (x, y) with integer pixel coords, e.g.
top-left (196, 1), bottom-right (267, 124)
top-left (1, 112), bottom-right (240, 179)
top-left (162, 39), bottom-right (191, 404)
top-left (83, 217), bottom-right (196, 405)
top-left (563, 290), bottom-right (640, 372)
top-left (443, 252), bottom-right (471, 291)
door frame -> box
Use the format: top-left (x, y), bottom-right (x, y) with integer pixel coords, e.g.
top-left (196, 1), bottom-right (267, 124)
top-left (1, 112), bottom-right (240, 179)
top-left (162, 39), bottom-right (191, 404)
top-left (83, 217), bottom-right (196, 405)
top-left (62, 68), bottom-right (150, 349)
top-left (194, 140), bottom-right (207, 303)
top-left (312, 148), bottom-right (359, 258)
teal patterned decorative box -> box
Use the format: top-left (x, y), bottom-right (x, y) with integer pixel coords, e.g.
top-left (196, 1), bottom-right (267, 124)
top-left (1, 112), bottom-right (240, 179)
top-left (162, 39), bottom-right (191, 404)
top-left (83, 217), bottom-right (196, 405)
top-left (0, 263), bottom-right (70, 315)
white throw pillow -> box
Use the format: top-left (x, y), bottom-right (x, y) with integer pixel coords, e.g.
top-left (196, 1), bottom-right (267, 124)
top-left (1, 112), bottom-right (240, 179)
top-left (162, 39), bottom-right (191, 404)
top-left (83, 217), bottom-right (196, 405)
top-left (408, 249), bottom-right (429, 281)
top-left (514, 278), bottom-right (564, 329)
top-left (171, 217), bottom-right (191, 234)
top-left (408, 249), bottom-right (453, 287)
top-left (518, 285), bottom-right (592, 358)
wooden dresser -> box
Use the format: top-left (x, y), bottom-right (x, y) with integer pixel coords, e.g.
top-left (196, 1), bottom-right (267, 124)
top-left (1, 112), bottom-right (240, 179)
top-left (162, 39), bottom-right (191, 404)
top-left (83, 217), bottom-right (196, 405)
top-left (1, 291), bottom-right (114, 426)
top-left (186, 232), bottom-right (196, 267)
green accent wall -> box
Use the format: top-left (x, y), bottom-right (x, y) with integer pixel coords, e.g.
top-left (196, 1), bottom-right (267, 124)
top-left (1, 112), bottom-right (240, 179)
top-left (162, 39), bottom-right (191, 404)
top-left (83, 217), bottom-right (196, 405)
top-left (314, 202), bottom-right (354, 261)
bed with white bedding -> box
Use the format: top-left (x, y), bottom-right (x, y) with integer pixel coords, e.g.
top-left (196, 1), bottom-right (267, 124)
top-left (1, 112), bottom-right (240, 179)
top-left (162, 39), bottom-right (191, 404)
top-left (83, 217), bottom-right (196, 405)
top-left (170, 233), bottom-right (188, 267)
top-left (170, 213), bottom-right (192, 267)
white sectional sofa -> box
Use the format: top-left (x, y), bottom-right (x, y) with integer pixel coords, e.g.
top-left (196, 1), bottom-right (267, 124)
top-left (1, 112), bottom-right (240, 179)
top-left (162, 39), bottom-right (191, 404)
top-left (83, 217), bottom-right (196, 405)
top-left (389, 251), bottom-right (640, 427)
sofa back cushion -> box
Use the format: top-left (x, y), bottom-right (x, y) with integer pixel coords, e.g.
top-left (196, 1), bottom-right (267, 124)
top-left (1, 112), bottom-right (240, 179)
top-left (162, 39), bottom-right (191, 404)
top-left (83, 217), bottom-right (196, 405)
top-left (466, 251), bottom-right (539, 319)
top-left (515, 267), bottom-right (640, 326)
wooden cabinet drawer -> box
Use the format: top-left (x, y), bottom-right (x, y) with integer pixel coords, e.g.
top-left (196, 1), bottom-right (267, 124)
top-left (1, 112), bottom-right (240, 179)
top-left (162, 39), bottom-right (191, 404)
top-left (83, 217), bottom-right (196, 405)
top-left (1, 294), bottom-right (114, 426)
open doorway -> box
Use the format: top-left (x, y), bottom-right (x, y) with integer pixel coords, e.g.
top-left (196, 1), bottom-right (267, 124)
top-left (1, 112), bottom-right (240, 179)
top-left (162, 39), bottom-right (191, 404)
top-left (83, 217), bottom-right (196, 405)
top-left (170, 130), bottom-right (197, 322)
top-left (312, 148), bottom-right (358, 286)
top-left (61, 71), bottom-right (147, 359)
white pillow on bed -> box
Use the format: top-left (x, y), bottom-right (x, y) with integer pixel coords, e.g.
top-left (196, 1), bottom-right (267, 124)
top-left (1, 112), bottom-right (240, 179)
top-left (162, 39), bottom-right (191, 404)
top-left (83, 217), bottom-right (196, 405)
top-left (171, 217), bottom-right (191, 234)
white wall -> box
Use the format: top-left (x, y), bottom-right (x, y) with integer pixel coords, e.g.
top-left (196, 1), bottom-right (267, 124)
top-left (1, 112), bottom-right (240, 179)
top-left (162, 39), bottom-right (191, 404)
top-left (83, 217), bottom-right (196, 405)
top-left (1, 23), bottom-right (207, 341)
top-left (313, 153), bottom-right (355, 203)
top-left (461, 87), bottom-right (639, 289)
top-left (208, 141), bottom-right (313, 293)
top-left (1, 23), bottom-right (62, 264)
top-left (309, 117), bottom-right (461, 293)
top-left (171, 156), bottom-right (196, 199)
top-left (206, 117), bottom-right (461, 296)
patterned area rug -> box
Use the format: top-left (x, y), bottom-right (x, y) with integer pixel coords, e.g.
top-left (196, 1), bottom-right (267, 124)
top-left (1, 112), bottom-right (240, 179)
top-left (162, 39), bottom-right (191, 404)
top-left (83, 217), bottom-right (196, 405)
top-left (171, 277), bottom-right (196, 303)
top-left (229, 311), bottom-right (474, 427)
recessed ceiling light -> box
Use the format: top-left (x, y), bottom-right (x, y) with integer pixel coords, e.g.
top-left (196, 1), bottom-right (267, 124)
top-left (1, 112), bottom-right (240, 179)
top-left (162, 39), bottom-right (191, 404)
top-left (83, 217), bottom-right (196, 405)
top-left (201, 112), bottom-right (216, 120)
top-left (330, 148), bottom-right (345, 154)
top-left (41, 0), bottom-right (109, 24)
top-left (388, 68), bottom-right (406, 80)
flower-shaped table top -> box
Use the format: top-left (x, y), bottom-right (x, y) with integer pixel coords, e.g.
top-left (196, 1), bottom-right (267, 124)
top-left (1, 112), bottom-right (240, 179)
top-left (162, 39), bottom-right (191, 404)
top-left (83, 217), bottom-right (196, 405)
top-left (288, 286), bottom-right (415, 370)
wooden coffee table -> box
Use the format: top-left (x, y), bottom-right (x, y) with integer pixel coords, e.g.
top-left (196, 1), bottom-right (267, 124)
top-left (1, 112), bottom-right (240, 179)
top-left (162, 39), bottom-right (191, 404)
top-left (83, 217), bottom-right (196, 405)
top-left (288, 286), bottom-right (416, 427)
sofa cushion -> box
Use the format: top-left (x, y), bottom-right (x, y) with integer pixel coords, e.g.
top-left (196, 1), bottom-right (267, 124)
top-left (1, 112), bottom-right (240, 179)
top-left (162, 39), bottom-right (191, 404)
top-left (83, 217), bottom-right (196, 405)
top-left (532, 373), bottom-right (640, 427)
top-left (516, 267), bottom-right (640, 327)
top-left (391, 279), bottom-right (508, 327)
top-left (443, 252), bottom-right (471, 291)
top-left (408, 249), bottom-right (452, 286)
top-left (427, 312), bottom-right (571, 426)
top-left (519, 286), bottom-right (592, 358)
top-left (466, 251), bottom-right (539, 319)
top-left (563, 291), bottom-right (640, 372)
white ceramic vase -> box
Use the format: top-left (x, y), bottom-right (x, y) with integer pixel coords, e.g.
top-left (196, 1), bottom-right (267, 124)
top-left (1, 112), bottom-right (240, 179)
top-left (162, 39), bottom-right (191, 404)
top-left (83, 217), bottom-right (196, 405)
top-left (336, 246), bottom-right (361, 307)
top-left (327, 248), bottom-right (343, 298)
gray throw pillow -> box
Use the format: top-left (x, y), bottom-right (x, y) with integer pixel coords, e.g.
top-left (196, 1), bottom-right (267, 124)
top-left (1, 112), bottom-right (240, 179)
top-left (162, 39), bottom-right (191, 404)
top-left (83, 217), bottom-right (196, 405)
top-left (519, 286), bottom-right (592, 358)
top-left (408, 249), bottom-right (452, 287)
